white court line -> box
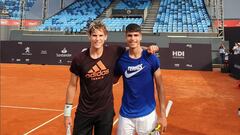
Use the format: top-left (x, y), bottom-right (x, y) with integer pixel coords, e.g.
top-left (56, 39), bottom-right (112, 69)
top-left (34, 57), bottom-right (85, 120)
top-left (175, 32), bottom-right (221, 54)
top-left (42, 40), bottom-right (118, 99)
top-left (0, 105), bottom-right (63, 112)
top-left (113, 118), bottom-right (119, 126)
top-left (23, 105), bottom-right (77, 135)
top-left (22, 81), bottom-right (119, 134)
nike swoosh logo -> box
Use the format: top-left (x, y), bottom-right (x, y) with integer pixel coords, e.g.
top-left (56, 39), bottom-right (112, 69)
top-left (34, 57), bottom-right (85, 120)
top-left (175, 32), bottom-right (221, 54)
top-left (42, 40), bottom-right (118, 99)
top-left (124, 67), bottom-right (144, 78)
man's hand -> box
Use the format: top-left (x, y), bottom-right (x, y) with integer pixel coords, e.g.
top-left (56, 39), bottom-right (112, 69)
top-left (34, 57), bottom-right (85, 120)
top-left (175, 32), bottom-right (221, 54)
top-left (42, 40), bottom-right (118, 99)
top-left (158, 116), bottom-right (167, 134)
top-left (64, 116), bottom-right (73, 129)
top-left (147, 45), bottom-right (159, 54)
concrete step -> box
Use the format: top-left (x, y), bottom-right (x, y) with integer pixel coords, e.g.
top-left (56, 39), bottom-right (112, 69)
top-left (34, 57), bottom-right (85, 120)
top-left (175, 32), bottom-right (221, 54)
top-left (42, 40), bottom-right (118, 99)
top-left (143, 21), bottom-right (155, 23)
top-left (142, 28), bottom-right (153, 31)
top-left (142, 27), bottom-right (154, 29)
top-left (145, 19), bottom-right (156, 20)
top-left (144, 22), bottom-right (155, 24)
top-left (142, 30), bottom-right (153, 33)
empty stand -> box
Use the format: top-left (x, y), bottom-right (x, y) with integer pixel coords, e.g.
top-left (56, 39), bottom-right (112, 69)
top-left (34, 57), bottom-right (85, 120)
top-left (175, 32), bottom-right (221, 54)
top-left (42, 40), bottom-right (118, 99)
top-left (5, 0), bottom-right (213, 34)
top-left (153, 0), bottom-right (212, 33)
top-left (102, 0), bottom-right (151, 32)
top-left (115, 0), bottom-right (151, 9)
top-left (103, 17), bottom-right (143, 31)
top-left (1, 0), bottom-right (36, 19)
top-left (37, 0), bottom-right (112, 33)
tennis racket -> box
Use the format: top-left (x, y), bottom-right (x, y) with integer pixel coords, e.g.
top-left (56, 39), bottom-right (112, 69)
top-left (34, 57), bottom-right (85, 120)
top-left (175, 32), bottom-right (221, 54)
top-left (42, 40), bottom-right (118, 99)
top-left (66, 124), bottom-right (71, 135)
top-left (149, 100), bottom-right (173, 135)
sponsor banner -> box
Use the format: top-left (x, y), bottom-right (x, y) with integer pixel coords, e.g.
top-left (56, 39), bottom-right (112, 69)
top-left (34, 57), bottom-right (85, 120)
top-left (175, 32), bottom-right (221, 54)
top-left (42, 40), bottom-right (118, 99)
top-left (0, 41), bottom-right (212, 71)
top-left (214, 20), bottom-right (240, 27)
top-left (0, 19), bottom-right (41, 26)
top-left (1, 41), bottom-right (24, 64)
top-left (135, 43), bottom-right (212, 71)
top-left (158, 48), bottom-right (172, 69)
top-left (160, 43), bottom-right (212, 71)
top-left (0, 41), bottom-right (89, 65)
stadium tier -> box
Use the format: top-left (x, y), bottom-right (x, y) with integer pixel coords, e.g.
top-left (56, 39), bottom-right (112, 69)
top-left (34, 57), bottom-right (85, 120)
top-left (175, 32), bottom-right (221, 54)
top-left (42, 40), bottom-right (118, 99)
top-left (153, 0), bottom-right (211, 33)
top-left (103, 18), bottom-right (143, 31)
top-left (1, 0), bottom-right (213, 33)
top-left (115, 0), bottom-right (151, 9)
top-left (0, 0), bottom-right (36, 19)
top-left (37, 0), bottom-right (112, 33)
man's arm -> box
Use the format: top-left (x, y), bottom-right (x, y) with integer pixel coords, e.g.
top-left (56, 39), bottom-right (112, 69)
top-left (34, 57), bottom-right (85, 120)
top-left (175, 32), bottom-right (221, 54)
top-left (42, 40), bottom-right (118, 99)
top-left (154, 68), bottom-right (167, 133)
top-left (64, 73), bottom-right (78, 128)
top-left (125, 45), bottom-right (159, 53)
top-left (66, 73), bottom-right (78, 104)
top-left (113, 75), bottom-right (121, 84)
top-left (142, 45), bottom-right (159, 54)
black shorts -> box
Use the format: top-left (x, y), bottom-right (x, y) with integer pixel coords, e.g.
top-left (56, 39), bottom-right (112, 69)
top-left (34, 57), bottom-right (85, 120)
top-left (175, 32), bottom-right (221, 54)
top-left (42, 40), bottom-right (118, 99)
top-left (73, 106), bottom-right (115, 135)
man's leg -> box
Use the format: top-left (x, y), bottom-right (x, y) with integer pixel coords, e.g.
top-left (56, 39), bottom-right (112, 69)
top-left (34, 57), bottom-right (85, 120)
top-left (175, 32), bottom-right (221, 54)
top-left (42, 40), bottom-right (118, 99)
top-left (73, 112), bottom-right (93, 135)
top-left (117, 115), bottom-right (135, 135)
top-left (94, 106), bottom-right (115, 135)
top-left (136, 109), bottom-right (158, 135)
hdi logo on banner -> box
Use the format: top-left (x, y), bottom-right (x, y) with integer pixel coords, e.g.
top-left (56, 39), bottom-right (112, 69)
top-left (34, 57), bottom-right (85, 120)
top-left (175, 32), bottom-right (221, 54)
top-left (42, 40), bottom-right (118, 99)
top-left (172, 51), bottom-right (185, 59)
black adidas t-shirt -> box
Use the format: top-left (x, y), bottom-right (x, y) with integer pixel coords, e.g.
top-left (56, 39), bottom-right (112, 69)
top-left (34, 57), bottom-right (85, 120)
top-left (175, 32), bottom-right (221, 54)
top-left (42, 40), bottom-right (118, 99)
top-left (70, 45), bottom-right (125, 117)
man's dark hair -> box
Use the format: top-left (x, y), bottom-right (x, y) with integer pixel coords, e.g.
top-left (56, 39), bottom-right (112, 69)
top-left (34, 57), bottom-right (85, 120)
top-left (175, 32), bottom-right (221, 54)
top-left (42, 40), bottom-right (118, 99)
top-left (126, 23), bottom-right (141, 33)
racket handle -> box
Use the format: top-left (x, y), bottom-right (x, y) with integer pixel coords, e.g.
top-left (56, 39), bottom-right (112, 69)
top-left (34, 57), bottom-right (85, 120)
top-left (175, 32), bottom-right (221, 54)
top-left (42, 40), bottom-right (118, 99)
top-left (155, 124), bottom-right (161, 131)
top-left (165, 100), bottom-right (173, 117)
top-left (149, 124), bottom-right (161, 135)
top-left (66, 124), bottom-right (71, 135)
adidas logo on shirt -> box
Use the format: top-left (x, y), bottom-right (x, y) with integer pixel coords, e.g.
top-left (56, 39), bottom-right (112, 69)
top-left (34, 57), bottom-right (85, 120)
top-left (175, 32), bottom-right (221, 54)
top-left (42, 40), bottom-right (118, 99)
top-left (85, 60), bottom-right (109, 80)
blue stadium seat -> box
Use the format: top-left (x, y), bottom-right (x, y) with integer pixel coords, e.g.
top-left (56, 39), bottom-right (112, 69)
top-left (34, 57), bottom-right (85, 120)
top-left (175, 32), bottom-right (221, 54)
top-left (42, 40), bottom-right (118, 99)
top-left (103, 17), bottom-right (143, 32)
top-left (37, 0), bottom-right (112, 33)
top-left (153, 0), bottom-right (211, 33)
top-left (115, 0), bottom-right (151, 9)
top-left (2, 0), bottom-right (37, 19)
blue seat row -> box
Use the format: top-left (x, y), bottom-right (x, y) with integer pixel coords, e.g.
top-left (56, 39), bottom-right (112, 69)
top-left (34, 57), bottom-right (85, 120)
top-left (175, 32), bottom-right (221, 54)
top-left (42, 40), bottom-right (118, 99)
top-left (102, 17), bottom-right (143, 31)
top-left (153, 0), bottom-right (211, 33)
top-left (115, 0), bottom-right (151, 9)
top-left (37, 0), bottom-right (112, 33)
top-left (1, 0), bottom-right (36, 19)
